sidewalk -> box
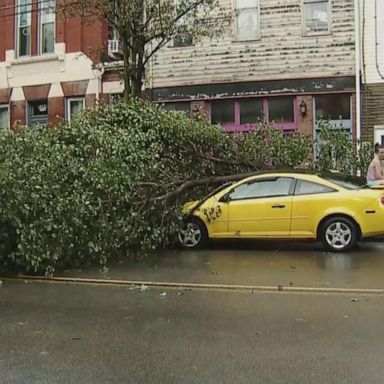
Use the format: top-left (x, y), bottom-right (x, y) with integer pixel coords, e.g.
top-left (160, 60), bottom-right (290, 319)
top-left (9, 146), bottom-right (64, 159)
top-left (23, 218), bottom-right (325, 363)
top-left (51, 241), bottom-right (384, 291)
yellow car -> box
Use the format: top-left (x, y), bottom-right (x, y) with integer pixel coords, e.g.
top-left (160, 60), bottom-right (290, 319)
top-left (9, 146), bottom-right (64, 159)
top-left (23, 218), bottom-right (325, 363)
top-left (178, 173), bottom-right (384, 252)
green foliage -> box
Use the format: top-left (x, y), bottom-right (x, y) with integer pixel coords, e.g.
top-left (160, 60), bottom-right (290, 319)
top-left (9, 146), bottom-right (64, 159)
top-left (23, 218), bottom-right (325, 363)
top-left (315, 119), bottom-right (373, 177)
top-left (0, 100), bottom-right (372, 275)
top-left (236, 124), bottom-right (312, 168)
top-left (0, 99), bottom-right (230, 275)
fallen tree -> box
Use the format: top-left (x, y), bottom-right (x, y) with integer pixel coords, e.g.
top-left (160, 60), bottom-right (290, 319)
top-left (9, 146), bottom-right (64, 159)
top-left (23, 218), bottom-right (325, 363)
top-left (0, 98), bottom-right (365, 275)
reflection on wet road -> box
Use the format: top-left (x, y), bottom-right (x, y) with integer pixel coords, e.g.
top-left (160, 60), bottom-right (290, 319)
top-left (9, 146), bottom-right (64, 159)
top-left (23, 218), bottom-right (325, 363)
top-left (62, 241), bottom-right (384, 290)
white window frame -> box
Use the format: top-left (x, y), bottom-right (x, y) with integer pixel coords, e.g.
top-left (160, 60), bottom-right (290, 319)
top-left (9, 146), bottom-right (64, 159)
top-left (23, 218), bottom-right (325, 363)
top-left (171, 0), bottom-right (194, 48)
top-left (66, 97), bottom-right (85, 124)
top-left (16, 0), bottom-right (32, 57)
top-left (38, 0), bottom-right (56, 55)
top-left (302, 0), bottom-right (331, 36)
top-left (234, 0), bottom-right (260, 42)
top-left (0, 105), bottom-right (10, 129)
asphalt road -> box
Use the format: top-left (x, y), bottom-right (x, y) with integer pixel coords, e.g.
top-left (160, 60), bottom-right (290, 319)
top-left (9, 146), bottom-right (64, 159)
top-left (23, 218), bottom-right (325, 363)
top-left (1, 280), bottom-right (384, 384)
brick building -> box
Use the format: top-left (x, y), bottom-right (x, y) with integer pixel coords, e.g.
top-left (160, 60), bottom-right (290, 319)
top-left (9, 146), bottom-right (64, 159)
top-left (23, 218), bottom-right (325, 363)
top-left (0, 0), bottom-right (107, 129)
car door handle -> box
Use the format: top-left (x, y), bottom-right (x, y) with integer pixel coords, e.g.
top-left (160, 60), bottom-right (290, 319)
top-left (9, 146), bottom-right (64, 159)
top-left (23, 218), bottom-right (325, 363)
top-left (272, 204), bottom-right (286, 209)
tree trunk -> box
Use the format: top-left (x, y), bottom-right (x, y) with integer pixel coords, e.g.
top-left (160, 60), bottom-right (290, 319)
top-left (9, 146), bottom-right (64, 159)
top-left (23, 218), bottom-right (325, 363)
top-left (133, 60), bottom-right (144, 98)
top-left (122, 37), bottom-right (132, 102)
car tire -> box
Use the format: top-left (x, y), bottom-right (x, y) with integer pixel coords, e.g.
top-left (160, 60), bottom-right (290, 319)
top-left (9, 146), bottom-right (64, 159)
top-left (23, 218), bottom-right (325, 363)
top-left (320, 216), bottom-right (357, 253)
top-left (178, 218), bottom-right (208, 249)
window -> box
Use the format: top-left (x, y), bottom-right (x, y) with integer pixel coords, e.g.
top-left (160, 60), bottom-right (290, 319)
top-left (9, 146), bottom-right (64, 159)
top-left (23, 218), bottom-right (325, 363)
top-left (28, 100), bottom-right (48, 127)
top-left (39, 0), bottom-right (55, 54)
top-left (315, 94), bottom-right (351, 120)
top-left (229, 177), bottom-right (293, 200)
top-left (239, 99), bottom-right (264, 124)
top-left (0, 105), bottom-right (9, 129)
top-left (235, 0), bottom-right (260, 41)
top-left (294, 180), bottom-right (335, 195)
top-left (211, 100), bottom-right (235, 125)
top-left (173, 31), bottom-right (193, 47)
top-left (303, 0), bottom-right (330, 35)
top-left (209, 97), bottom-right (297, 130)
top-left (269, 97), bottom-right (294, 123)
top-left (163, 102), bottom-right (191, 114)
top-left (16, 0), bottom-right (32, 57)
top-left (110, 93), bottom-right (123, 104)
top-left (67, 98), bottom-right (85, 124)
top-left (173, 0), bottom-right (193, 47)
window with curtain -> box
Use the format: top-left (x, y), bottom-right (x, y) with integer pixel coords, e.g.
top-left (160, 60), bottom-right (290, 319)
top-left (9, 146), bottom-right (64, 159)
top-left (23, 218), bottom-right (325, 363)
top-left (40, 0), bottom-right (56, 54)
top-left (17, 0), bottom-right (32, 57)
top-left (235, 0), bottom-right (260, 41)
top-left (303, 0), bottom-right (330, 35)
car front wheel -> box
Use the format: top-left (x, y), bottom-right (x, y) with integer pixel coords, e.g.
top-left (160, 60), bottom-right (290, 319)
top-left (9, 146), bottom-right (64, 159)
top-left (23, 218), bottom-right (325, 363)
top-left (320, 217), bottom-right (357, 252)
top-left (178, 219), bottom-right (208, 249)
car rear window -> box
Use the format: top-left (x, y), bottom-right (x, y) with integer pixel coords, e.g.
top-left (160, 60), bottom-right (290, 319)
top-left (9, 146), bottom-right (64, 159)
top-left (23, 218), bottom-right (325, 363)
top-left (295, 180), bottom-right (335, 195)
top-left (324, 178), bottom-right (361, 190)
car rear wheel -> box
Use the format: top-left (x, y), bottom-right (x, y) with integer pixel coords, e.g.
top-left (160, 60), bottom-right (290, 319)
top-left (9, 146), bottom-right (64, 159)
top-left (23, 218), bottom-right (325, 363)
top-left (178, 218), bottom-right (208, 249)
top-left (320, 217), bottom-right (357, 252)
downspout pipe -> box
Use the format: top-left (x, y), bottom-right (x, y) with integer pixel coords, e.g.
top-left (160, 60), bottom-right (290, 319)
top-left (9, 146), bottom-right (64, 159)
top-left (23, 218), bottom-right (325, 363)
top-left (354, 0), bottom-right (361, 144)
top-left (375, 0), bottom-right (384, 79)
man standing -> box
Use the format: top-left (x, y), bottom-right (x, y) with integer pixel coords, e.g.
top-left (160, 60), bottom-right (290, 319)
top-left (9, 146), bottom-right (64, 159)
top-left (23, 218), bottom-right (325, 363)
top-left (366, 144), bottom-right (384, 186)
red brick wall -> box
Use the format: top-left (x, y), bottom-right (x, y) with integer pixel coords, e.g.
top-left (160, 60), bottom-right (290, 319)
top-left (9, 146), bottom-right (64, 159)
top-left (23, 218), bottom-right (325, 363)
top-left (85, 94), bottom-right (96, 108)
top-left (30, 0), bottom-right (38, 56)
top-left (99, 93), bottom-right (110, 105)
top-left (62, 16), bottom-right (107, 64)
top-left (48, 97), bottom-right (65, 126)
top-left (0, 1), bottom-right (108, 65)
top-left (0, 0), bottom-right (15, 62)
top-left (10, 101), bottom-right (26, 130)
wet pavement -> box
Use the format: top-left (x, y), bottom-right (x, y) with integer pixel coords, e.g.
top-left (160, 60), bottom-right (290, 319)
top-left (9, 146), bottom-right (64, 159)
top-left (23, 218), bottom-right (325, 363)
top-left (1, 281), bottom-right (384, 384)
top-left (2, 242), bottom-right (384, 383)
top-left (59, 241), bottom-right (384, 290)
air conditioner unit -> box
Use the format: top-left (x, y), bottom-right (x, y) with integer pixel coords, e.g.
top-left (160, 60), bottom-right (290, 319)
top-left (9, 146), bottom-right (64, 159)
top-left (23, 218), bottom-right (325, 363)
top-left (108, 39), bottom-right (122, 54)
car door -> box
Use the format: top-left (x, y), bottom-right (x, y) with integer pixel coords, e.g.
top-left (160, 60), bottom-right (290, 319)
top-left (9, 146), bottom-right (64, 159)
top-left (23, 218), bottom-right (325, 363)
top-left (290, 179), bottom-right (338, 237)
top-left (200, 196), bottom-right (231, 237)
top-left (226, 177), bottom-right (295, 237)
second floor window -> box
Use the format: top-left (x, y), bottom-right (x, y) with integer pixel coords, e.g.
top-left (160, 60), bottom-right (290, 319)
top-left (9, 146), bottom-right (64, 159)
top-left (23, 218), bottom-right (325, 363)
top-left (40, 0), bottom-right (56, 54)
top-left (17, 0), bottom-right (32, 57)
top-left (235, 0), bottom-right (260, 41)
top-left (303, 0), bottom-right (330, 35)
top-left (173, 0), bottom-right (193, 47)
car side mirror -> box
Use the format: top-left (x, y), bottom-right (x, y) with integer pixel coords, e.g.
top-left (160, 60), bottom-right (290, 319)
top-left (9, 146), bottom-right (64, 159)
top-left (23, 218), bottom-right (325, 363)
top-left (219, 193), bottom-right (230, 203)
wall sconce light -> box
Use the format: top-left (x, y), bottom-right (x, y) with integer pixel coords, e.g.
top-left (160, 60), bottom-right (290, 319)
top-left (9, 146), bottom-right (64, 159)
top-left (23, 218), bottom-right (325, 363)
top-left (300, 100), bottom-right (307, 116)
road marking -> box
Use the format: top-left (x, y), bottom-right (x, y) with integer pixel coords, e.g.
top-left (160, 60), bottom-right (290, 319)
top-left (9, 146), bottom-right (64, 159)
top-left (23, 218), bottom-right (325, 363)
top-left (2, 275), bottom-right (384, 295)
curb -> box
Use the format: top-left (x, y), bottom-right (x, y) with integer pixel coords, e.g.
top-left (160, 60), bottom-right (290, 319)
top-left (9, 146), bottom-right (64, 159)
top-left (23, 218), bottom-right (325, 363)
top-left (2, 276), bottom-right (384, 295)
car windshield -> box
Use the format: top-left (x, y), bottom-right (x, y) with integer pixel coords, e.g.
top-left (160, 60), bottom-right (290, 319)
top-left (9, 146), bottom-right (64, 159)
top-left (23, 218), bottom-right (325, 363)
top-left (205, 182), bottom-right (233, 200)
top-left (324, 177), bottom-right (361, 190)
